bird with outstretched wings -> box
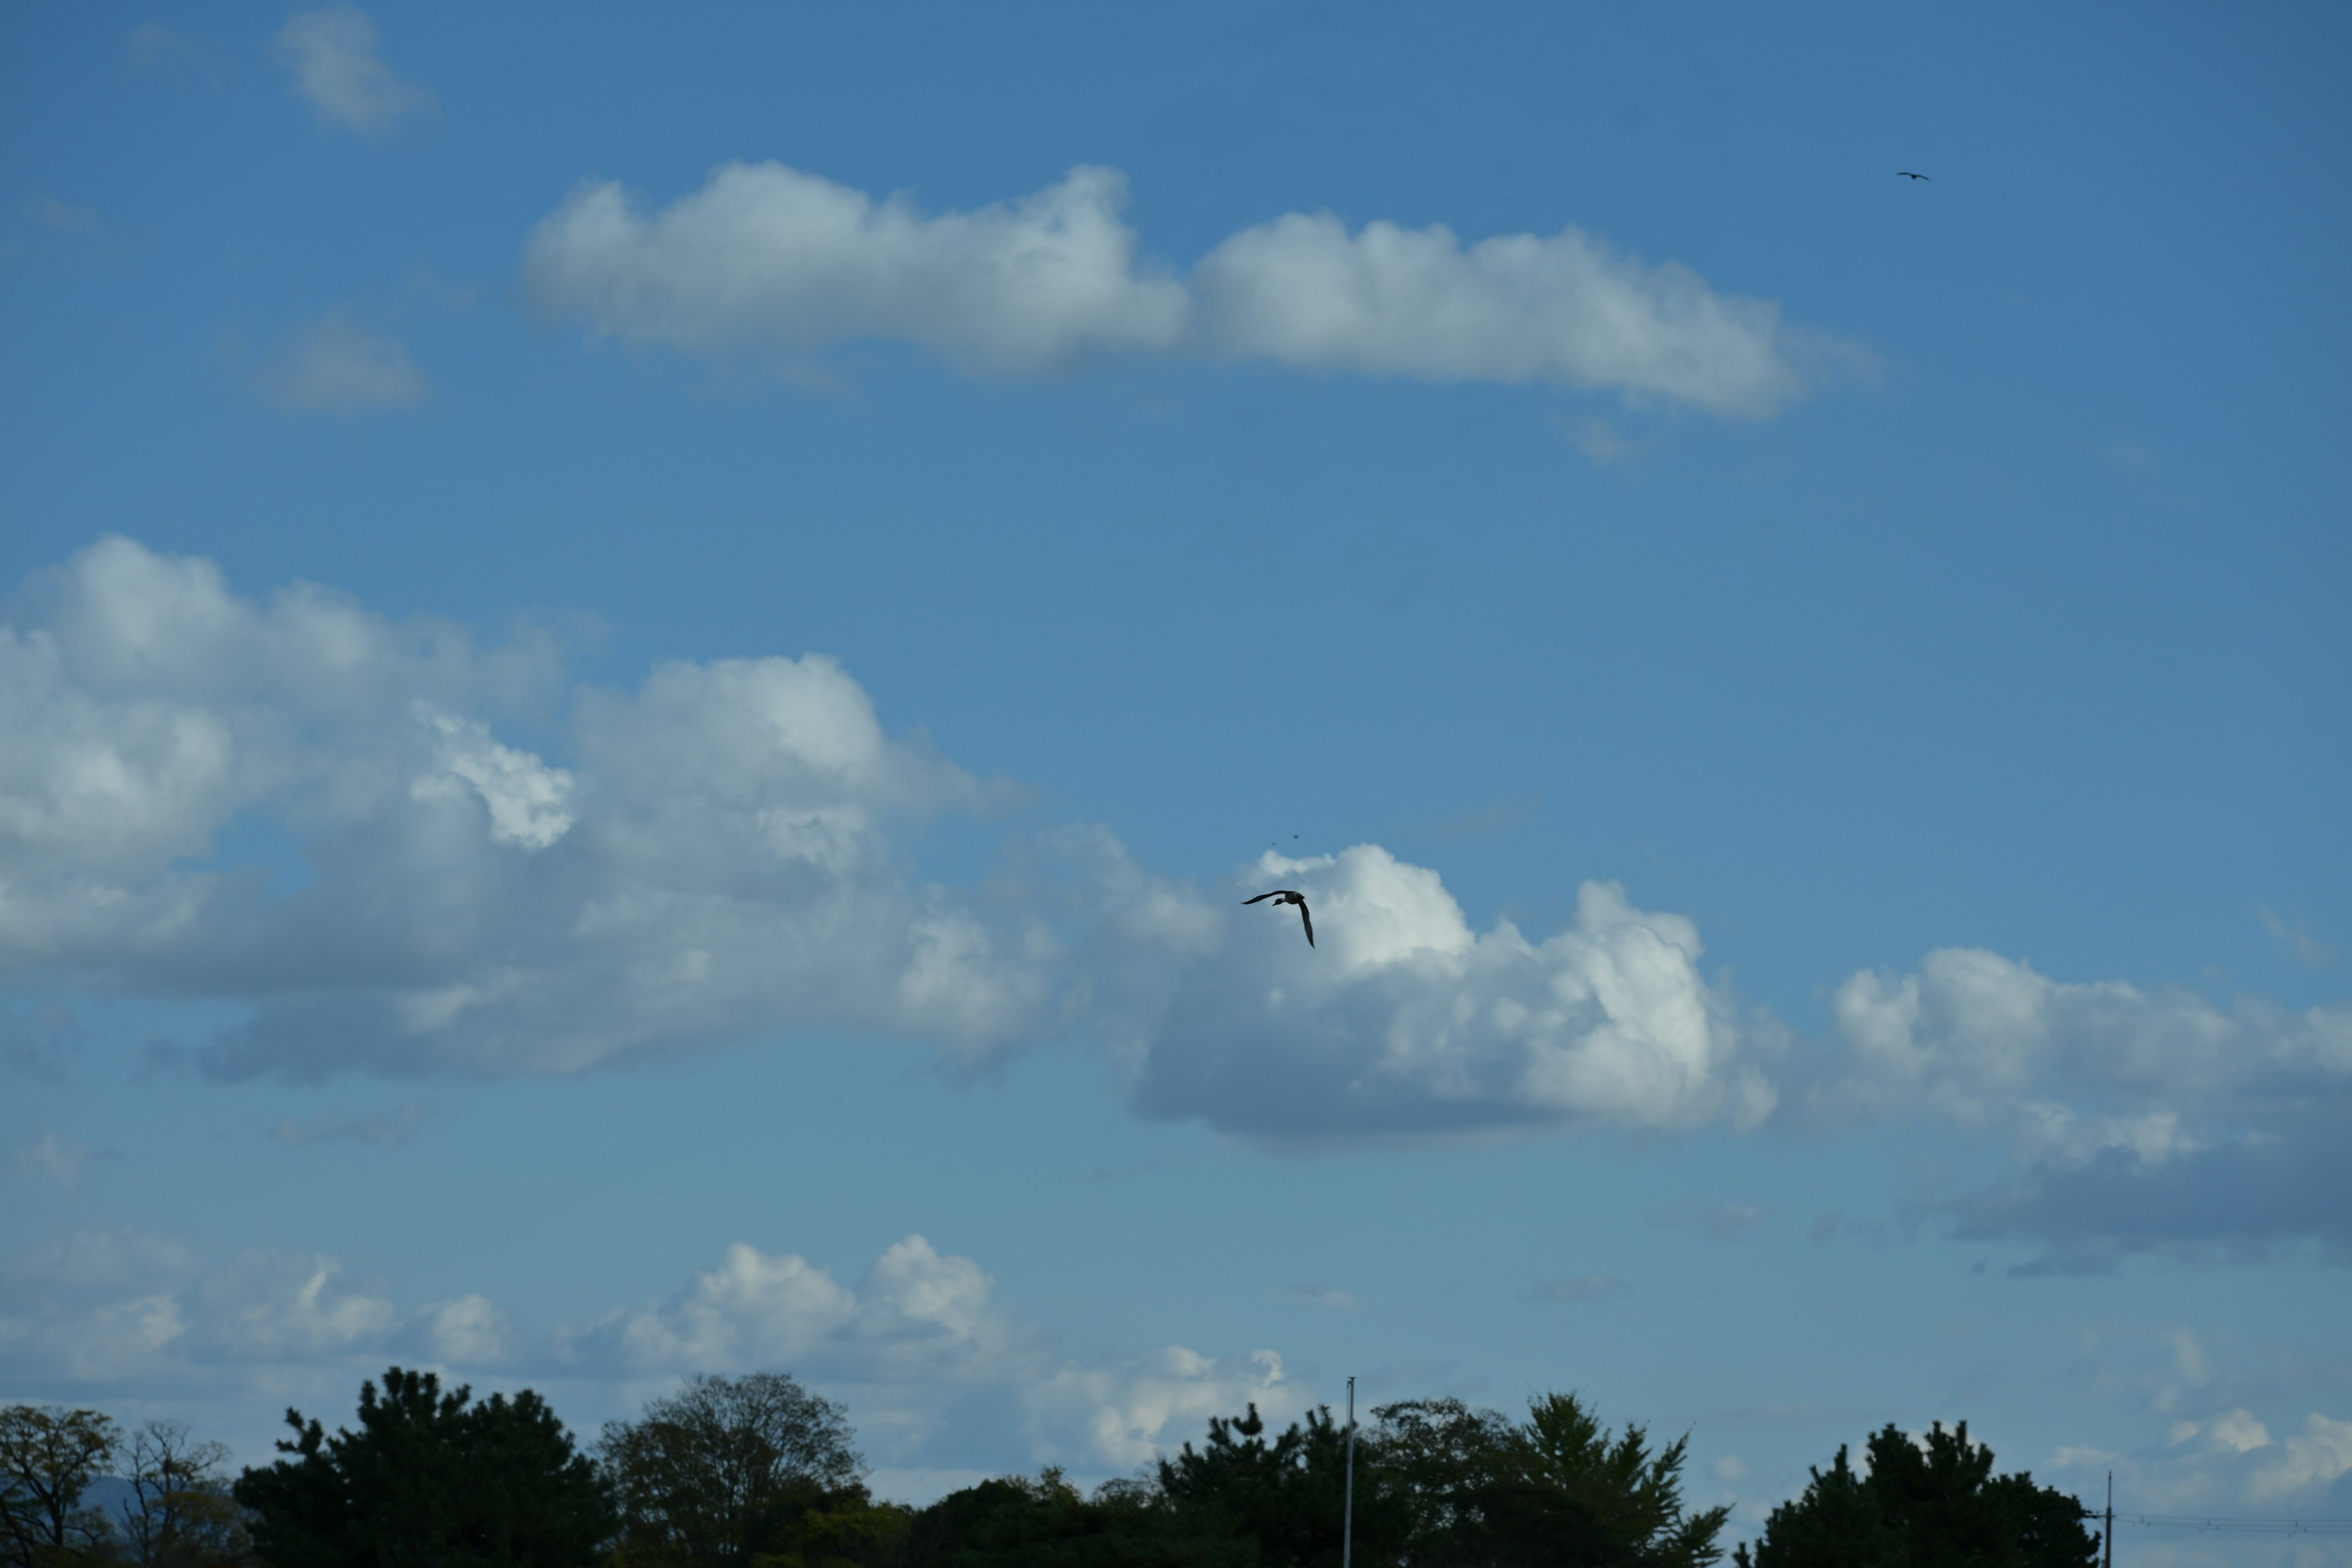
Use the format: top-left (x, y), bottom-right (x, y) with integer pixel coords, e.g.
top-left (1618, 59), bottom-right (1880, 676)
top-left (1897, 170), bottom-right (1929, 180)
top-left (1243, 889), bottom-right (1314, 948)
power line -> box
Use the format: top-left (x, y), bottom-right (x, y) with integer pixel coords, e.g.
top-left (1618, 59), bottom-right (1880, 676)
top-left (2117, 1513), bottom-right (2352, 1537)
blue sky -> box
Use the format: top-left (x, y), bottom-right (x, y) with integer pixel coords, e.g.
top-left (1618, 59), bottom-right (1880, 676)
top-left (2, 1), bottom-right (2347, 1560)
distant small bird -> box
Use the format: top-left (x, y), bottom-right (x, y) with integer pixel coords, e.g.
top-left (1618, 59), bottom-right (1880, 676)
top-left (1243, 889), bottom-right (1314, 948)
top-left (1897, 171), bottom-right (1929, 181)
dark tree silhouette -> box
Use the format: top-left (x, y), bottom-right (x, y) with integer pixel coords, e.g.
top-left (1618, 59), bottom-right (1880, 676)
top-left (600, 1370), bottom-right (872, 1566)
top-left (904, 1468), bottom-right (1253, 1567)
top-left (1373, 1394), bottom-right (1728, 1567)
top-left (1733, 1421), bottom-right (2097, 1568)
top-left (1158, 1403), bottom-right (1408, 1567)
top-left (233, 1365), bottom-right (614, 1566)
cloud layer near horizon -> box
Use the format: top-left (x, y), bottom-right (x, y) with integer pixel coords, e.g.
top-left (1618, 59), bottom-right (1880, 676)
top-left (4, 540), bottom-right (2346, 1261)
top-left (0, 1219), bottom-right (1293, 1478)
top-left (523, 160), bottom-right (1845, 414)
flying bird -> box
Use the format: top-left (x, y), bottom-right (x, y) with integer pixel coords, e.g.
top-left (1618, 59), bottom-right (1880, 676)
top-left (1897, 171), bottom-right (1929, 180)
top-left (1243, 889), bottom-right (1314, 948)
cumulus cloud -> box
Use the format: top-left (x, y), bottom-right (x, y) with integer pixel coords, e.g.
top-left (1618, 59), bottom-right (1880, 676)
top-left (0, 538), bottom-right (1784, 1147)
top-left (524, 163), bottom-right (1188, 374)
top-left (1807, 948), bottom-right (2352, 1265)
top-left (260, 315), bottom-right (429, 412)
top-left (6, 538), bottom-right (2348, 1231)
top-left (0, 538), bottom-right (1074, 1080)
top-left (276, 6), bottom-right (435, 136)
top-left (1194, 213), bottom-right (1815, 415)
top-left (2052, 1407), bottom-right (2352, 1516)
top-left (0, 1227), bottom-right (402, 1385)
top-left (523, 160), bottom-right (1850, 412)
top-left (558, 1234), bottom-right (1295, 1472)
top-left (0, 1220), bottom-right (1294, 1479)
top-left (1129, 851), bottom-right (1777, 1144)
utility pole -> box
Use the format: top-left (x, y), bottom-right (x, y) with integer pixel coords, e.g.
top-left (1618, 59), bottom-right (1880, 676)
top-left (2104, 1472), bottom-right (2114, 1568)
top-left (1343, 1375), bottom-right (1357, 1568)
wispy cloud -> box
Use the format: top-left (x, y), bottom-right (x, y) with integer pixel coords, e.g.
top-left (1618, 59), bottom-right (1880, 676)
top-left (2258, 905), bottom-right (2333, 968)
top-left (276, 6), bottom-right (435, 137)
top-left (13, 1132), bottom-right (99, 1191)
top-left (1277, 1284), bottom-right (1361, 1311)
top-left (526, 159), bottom-right (1860, 414)
top-left (128, 23), bottom-right (225, 86)
top-left (1551, 413), bottom-right (1647, 468)
top-left (270, 1102), bottom-right (428, 1148)
top-left (259, 314), bottom-right (428, 412)
top-left (1648, 1202), bottom-right (1774, 1241)
top-left (23, 196), bottom-right (100, 236)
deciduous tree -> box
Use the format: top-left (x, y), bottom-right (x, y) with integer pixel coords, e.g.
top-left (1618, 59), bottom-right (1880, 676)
top-left (108, 1420), bottom-right (250, 1568)
top-left (599, 1370), bottom-right (865, 1566)
top-left (0, 1404), bottom-right (118, 1568)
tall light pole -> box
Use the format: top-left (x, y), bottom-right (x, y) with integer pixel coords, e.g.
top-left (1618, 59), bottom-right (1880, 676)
top-left (1343, 1375), bottom-right (1357, 1568)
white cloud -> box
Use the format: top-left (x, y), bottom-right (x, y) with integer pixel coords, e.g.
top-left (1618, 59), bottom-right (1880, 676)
top-left (524, 162), bottom-right (1188, 374)
top-left (1194, 213), bottom-right (1814, 415)
top-left (1028, 1346), bottom-right (1292, 1472)
top-left (9, 537), bottom-right (1775, 1145)
top-left (2051, 1405), bottom-right (2352, 1517)
top-left (1815, 946), bottom-right (2352, 1139)
top-left (262, 315), bottom-right (429, 412)
top-left (2250, 1413), bottom-right (2352, 1501)
top-left (0, 1219), bottom-right (1295, 1481)
top-left (426, 1294), bottom-right (512, 1365)
top-left (523, 159), bottom-right (1853, 413)
top-left (0, 1227), bottom-right (401, 1384)
top-left (558, 1234), bottom-right (1296, 1472)
top-left (1129, 852), bottom-right (1777, 1144)
top-left (6, 538), bottom-right (2348, 1224)
top-left (1809, 947), bottom-right (2352, 1263)
top-left (411, 704), bottom-right (573, 850)
top-left (276, 6), bottom-right (435, 135)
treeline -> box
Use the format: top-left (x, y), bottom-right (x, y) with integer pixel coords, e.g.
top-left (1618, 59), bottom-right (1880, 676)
top-left (3, 1368), bottom-right (2099, 1566)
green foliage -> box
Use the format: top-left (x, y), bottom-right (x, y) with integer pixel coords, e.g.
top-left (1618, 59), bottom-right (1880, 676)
top-left (1372, 1395), bottom-right (1728, 1567)
top-left (0, 1404), bottom-right (120, 1567)
top-left (1734, 1422), bottom-right (2098, 1568)
top-left (904, 1469), bottom-right (1255, 1568)
top-left (600, 1370), bottom-right (868, 1566)
top-left (232, 1365), bottom-right (614, 1567)
top-left (1156, 1403), bottom-right (1407, 1567)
